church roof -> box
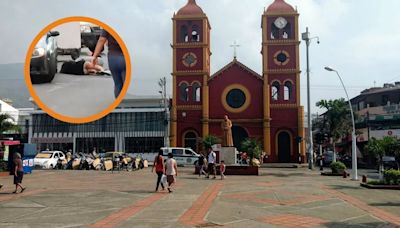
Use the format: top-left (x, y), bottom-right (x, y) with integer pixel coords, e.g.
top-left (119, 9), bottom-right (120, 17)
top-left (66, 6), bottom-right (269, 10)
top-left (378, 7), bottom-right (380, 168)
top-left (209, 58), bottom-right (263, 82)
top-left (177, 0), bottom-right (204, 16)
top-left (266, 0), bottom-right (295, 13)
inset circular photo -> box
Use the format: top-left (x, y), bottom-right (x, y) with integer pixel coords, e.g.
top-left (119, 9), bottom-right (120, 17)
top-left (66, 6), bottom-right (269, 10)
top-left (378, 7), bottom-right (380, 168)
top-left (25, 16), bottom-right (131, 123)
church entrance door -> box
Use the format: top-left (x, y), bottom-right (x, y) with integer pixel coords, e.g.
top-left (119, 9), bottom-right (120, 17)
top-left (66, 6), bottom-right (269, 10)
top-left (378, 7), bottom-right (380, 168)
top-left (184, 131), bottom-right (198, 152)
top-left (277, 131), bottom-right (291, 162)
top-left (232, 126), bottom-right (248, 151)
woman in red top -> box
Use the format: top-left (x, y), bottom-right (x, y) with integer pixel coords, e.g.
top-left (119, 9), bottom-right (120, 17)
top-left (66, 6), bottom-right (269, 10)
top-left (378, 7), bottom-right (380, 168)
top-left (152, 150), bottom-right (165, 192)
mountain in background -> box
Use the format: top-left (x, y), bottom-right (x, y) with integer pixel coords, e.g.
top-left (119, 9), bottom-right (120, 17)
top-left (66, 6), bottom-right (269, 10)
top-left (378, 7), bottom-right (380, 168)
top-left (0, 63), bottom-right (33, 108)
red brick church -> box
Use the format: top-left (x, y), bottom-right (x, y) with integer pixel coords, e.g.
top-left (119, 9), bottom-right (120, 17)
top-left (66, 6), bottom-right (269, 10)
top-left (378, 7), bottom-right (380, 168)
top-left (170, 0), bottom-right (305, 163)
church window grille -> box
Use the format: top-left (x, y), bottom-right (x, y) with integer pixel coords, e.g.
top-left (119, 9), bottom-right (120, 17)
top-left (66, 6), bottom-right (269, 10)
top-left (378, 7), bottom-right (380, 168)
top-left (192, 82), bottom-right (201, 102)
top-left (179, 82), bottom-right (189, 102)
top-left (191, 25), bottom-right (200, 42)
top-left (272, 82), bottom-right (280, 100)
top-left (181, 25), bottom-right (189, 42)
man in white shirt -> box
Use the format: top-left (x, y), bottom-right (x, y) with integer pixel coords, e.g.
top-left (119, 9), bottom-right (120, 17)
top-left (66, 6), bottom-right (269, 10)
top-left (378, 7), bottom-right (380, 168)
top-left (164, 153), bottom-right (178, 193)
top-left (206, 147), bottom-right (216, 179)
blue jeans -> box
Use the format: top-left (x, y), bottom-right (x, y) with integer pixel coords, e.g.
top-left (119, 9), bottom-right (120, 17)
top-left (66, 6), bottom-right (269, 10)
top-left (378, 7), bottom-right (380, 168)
top-left (108, 54), bottom-right (126, 98)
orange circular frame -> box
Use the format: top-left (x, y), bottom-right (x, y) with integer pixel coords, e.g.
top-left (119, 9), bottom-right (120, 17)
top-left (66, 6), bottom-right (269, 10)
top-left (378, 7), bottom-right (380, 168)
top-left (24, 16), bottom-right (131, 124)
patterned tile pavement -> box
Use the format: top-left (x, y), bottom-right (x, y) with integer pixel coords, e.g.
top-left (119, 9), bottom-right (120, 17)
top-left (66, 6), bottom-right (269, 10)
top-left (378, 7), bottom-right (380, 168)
top-left (258, 214), bottom-right (328, 228)
top-left (0, 168), bottom-right (399, 227)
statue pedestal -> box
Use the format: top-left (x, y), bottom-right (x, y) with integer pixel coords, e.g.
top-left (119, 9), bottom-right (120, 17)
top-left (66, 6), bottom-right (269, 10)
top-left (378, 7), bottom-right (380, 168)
top-left (219, 147), bottom-right (238, 165)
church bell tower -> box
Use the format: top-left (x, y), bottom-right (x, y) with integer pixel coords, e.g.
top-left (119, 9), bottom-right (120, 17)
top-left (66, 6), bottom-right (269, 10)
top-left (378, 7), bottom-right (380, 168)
top-left (262, 0), bottom-right (305, 162)
top-left (170, 0), bottom-right (211, 151)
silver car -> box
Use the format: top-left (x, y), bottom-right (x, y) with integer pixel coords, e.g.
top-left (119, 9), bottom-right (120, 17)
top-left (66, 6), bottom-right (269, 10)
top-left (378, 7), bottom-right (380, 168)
top-left (30, 31), bottom-right (59, 84)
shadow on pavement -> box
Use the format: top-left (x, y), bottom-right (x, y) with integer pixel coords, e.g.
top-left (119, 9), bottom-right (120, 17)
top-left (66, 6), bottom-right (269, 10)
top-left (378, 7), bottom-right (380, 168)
top-left (262, 172), bottom-right (306, 178)
top-left (0, 192), bottom-right (15, 195)
top-left (370, 202), bottom-right (400, 207)
top-left (323, 221), bottom-right (390, 228)
top-left (328, 185), bottom-right (362, 190)
top-left (122, 190), bottom-right (156, 194)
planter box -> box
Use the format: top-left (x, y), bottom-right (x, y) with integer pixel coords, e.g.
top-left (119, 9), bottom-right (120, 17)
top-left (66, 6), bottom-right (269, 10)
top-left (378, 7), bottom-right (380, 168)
top-left (360, 183), bottom-right (400, 190)
top-left (195, 165), bottom-right (259, 175)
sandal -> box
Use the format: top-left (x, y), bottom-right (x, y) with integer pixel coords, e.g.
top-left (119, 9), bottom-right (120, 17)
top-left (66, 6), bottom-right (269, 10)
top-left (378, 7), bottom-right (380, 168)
top-left (21, 188), bottom-right (26, 193)
top-left (12, 191), bottom-right (18, 194)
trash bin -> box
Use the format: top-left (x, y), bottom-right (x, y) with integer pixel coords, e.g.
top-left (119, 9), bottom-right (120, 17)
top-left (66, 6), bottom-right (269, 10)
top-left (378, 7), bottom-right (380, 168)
top-left (22, 157), bottom-right (34, 174)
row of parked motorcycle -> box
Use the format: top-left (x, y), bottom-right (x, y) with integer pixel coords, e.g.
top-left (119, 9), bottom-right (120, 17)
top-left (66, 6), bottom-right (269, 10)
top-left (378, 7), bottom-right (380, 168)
top-left (55, 152), bottom-right (147, 171)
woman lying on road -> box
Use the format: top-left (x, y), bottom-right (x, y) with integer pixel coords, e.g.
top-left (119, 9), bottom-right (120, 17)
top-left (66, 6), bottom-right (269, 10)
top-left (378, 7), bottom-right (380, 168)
top-left (60, 59), bottom-right (111, 76)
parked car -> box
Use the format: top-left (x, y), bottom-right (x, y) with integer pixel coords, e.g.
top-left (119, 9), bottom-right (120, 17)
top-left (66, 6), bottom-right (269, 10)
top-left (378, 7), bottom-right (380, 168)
top-left (30, 31), bottom-right (59, 84)
top-left (322, 151), bottom-right (334, 166)
top-left (34, 151), bottom-right (65, 169)
top-left (382, 156), bottom-right (399, 170)
top-left (160, 147), bottom-right (200, 166)
top-left (80, 22), bottom-right (103, 53)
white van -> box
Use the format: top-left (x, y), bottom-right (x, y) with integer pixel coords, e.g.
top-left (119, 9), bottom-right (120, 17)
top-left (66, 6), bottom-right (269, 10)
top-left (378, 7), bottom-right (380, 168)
top-left (160, 147), bottom-right (200, 166)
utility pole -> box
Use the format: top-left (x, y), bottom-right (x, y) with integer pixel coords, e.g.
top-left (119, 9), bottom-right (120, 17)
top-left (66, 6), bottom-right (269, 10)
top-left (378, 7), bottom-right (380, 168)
top-left (302, 27), bottom-right (319, 170)
top-left (159, 77), bottom-right (169, 147)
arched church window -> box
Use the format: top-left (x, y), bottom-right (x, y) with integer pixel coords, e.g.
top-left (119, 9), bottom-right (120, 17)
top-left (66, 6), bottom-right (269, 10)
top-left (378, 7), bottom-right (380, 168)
top-left (272, 81), bottom-right (280, 101)
top-left (191, 25), bottom-right (200, 42)
top-left (192, 82), bottom-right (201, 102)
top-left (181, 25), bottom-right (189, 42)
top-left (271, 24), bottom-right (279, 40)
top-left (179, 82), bottom-right (189, 102)
top-left (282, 23), bottom-right (291, 39)
top-left (284, 81), bottom-right (292, 101)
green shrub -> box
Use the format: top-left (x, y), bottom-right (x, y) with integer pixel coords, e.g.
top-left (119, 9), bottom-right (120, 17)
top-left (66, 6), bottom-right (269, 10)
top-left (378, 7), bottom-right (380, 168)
top-left (330, 161), bottom-right (346, 174)
top-left (367, 180), bottom-right (385, 185)
top-left (383, 169), bottom-right (400, 185)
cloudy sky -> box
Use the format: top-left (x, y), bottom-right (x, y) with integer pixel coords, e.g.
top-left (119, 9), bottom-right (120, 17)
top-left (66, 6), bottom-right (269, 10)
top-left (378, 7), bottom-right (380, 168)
top-left (1, 0), bottom-right (399, 113)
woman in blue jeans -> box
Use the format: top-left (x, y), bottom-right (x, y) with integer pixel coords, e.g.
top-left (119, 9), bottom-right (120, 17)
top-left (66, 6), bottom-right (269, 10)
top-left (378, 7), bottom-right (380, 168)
top-left (92, 30), bottom-right (126, 98)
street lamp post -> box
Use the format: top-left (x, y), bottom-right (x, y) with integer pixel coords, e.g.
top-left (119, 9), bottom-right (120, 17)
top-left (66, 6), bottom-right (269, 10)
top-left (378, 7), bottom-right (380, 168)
top-left (324, 67), bottom-right (358, 180)
top-left (302, 27), bottom-right (319, 169)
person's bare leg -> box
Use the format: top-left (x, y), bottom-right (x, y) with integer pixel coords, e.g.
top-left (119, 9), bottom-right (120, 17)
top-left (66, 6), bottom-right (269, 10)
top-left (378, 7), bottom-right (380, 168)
top-left (19, 184), bottom-right (26, 193)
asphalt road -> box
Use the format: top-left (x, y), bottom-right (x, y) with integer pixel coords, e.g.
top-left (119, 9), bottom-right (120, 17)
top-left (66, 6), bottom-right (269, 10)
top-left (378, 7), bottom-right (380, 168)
top-left (32, 49), bottom-right (115, 119)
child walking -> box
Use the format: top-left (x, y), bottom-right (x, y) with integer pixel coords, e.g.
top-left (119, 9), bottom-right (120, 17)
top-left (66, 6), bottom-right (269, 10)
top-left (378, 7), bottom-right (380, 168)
top-left (220, 160), bottom-right (226, 180)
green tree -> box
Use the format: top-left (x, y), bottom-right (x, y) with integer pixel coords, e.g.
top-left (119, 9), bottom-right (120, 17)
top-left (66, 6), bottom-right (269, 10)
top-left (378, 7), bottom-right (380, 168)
top-left (241, 138), bottom-right (262, 164)
top-left (0, 113), bottom-right (19, 138)
top-left (365, 136), bottom-right (400, 179)
top-left (316, 98), bottom-right (353, 162)
top-left (202, 135), bottom-right (220, 150)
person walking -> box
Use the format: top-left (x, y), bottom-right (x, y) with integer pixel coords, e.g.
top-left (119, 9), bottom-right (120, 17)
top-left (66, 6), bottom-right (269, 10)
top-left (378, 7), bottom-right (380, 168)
top-left (152, 150), bottom-right (165, 192)
top-left (13, 153), bottom-right (26, 194)
top-left (92, 30), bottom-right (126, 98)
top-left (198, 153), bottom-right (207, 177)
top-left (164, 153), bottom-right (178, 193)
top-left (206, 147), bottom-right (216, 179)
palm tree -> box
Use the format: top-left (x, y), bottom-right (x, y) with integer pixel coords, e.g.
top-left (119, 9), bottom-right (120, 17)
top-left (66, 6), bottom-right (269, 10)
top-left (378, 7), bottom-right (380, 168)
top-left (316, 98), bottom-right (353, 162)
top-left (0, 113), bottom-right (19, 138)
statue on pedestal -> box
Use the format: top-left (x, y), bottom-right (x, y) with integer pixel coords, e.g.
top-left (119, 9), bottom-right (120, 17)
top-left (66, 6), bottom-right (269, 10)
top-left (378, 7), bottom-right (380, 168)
top-left (221, 115), bottom-right (234, 147)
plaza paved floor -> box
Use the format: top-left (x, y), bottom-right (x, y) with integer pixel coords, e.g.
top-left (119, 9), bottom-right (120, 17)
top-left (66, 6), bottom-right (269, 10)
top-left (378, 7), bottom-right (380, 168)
top-left (0, 167), bottom-right (399, 227)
